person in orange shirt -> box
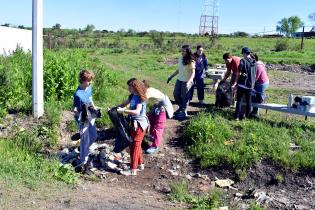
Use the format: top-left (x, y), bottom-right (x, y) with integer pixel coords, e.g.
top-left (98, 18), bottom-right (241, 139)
top-left (220, 53), bottom-right (241, 89)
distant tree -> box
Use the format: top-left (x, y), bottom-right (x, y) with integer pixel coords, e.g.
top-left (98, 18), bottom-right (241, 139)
top-left (127, 29), bottom-right (136, 36)
top-left (18, 25), bottom-right (25, 29)
top-left (276, 16), bottom-right (303, 37)
top-left (1, 23), bottom-right (10, 27)
top-left (52, 23), bottom-right (61, 30)
top-left (231, 31), bottom-right (249, 37)
top-left (84, 24), bottom-right (95, 33)
top-left (150, 32), bottom-right (164, 48)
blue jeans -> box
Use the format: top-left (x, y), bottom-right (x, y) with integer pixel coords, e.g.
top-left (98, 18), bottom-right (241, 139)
top-left (252, 82), bottom-right (269, 114)
top-left (173, 80), bottom-right (192, 113)
top-left (235, 86), bottom-right (252, 119)
top-left (190, 69), bottom-right (204, 101)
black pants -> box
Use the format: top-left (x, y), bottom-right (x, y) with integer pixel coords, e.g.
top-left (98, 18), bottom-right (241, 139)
top-left (234, 86), bottom-right (252, 119)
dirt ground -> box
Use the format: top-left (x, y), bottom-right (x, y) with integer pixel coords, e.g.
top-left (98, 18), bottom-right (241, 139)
top-left (1, 67), bottom-right (315, 209)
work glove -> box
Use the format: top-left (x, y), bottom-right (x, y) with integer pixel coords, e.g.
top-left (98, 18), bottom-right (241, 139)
top-left (205, 70), bottom-right (210, 77)
top-left (117, 107), bottom-right (126, 114)
top-left (218, 80), bottom-right (225, 85)
top-left (167, 76), bottom-right (172, 84)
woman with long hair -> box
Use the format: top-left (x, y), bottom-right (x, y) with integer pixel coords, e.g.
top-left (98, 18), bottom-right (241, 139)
top-left (143, 80), bottom-right (174, 154)
top-left (167, 45), bottom-right (195, 119)
top-left (116, 78), bottom-right (149, 176)
top-left (251, 53), bottom-right (269, 116)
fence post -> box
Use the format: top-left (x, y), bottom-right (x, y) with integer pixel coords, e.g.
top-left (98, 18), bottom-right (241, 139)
top-left (300, 26), bottom-right (305, 50)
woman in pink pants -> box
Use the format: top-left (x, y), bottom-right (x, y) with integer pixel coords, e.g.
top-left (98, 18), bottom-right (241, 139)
top-left (143, 80), bottom-right (174, 154)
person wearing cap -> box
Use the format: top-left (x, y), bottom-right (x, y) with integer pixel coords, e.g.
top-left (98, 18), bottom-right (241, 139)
top-left (221, 53), bottom-right (241, 89)
top-left (234, 47), bottom-right (257, 120)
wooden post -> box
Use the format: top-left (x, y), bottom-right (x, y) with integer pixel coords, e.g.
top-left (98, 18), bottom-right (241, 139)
top-left (301, 26), bottom-right (305, 50)
top-left (48, 32), bottom-right (52, 49)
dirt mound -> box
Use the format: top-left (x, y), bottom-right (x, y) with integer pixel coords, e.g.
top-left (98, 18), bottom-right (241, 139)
top-left (266, 64), bottom-right (315, 74)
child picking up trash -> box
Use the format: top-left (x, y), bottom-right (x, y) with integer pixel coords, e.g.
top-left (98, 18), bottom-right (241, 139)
top-left (72, 70), bottom-right (99, 174)
top-left (116, 78), bottom-right (149, 176)
top-left (143, 80), bottom-right (173, 154)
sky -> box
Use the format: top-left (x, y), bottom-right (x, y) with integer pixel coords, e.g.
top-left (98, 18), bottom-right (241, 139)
top-left (0, 0), bottom-right (314, 34)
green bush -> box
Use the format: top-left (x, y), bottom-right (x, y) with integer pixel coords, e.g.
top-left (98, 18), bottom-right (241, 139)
top-left (275, 38), bottom-right (289, 51)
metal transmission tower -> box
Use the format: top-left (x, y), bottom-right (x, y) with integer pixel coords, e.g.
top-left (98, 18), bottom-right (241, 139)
top-left (199, 0), bottom-right (219, 36)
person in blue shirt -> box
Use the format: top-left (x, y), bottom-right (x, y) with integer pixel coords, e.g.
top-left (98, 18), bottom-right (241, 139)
top-left (190, 45), bottom-right (209, 105)
top-left (116, 78), bottom-right (149, 176)
top-left (72, 70), bottom-right (97, 174)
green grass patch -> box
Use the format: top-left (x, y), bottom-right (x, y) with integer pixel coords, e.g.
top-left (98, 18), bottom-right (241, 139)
top-left (169, 179), bottom-right (225, 209)
top-left (184, 112), bottom-right (315, 172)
top-left (0, 135), bottom-right (78, 188)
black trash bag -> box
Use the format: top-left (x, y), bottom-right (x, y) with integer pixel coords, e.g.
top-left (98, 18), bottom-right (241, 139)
top-left (80, 104), bottom-right (102, 123)
top-left (251, 90), bottom-right (265, 104)
top-left (215, 82), bottom-right (233, 107)
top-left (108, 107), bottom-right (131, 153)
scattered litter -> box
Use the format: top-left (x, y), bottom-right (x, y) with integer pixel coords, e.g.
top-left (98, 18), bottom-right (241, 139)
top-left (110, 177), bottom-right (118, 182)
top-left (161, 187), bottom-right (171, 194)
top-left (193, 173), bottom-right (210, 180)
top-left (185, 175), bottom-right (192, 180)
top-left (254, 191), bottom-right (272, 205)
top-left (235, 192), bottom-right (243, 197)
top-left (289, 143), bottom-right (301, 150)
top-left (214, 179), bottom-right (235, 188)
top-left (224, 140), bottom-right (236, 145)
top-left (106, 161), bottom-right (117, 170)
top-left (167, 169), bottom-right (179, 176)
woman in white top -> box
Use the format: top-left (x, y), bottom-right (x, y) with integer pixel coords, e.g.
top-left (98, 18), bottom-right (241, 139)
top-left (167, 45), bottom-right (195, 119)
top-left (143, 80), bottom-right (173, 154)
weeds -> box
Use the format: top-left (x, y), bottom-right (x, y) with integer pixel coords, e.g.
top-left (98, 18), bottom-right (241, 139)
top-left (185, 112), bottom-right (315, 173)
top-left (0, 137), bottom-right (77, 188)
top-left (169, 179), bottom-right (225, 209)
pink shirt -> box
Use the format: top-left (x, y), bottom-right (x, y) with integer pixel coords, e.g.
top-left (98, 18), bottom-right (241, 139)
top-left (255, 61), bottom-right (269, 85)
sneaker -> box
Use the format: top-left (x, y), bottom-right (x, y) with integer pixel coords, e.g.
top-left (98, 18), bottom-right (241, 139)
top-left (198, 100), bottom-right (205, 106)
top-left (74, 163), bottom-right (92, 175)
top-left (175, 111), bottom-right (187, 120)
top-left (138, 164), bottom-right (145, 171)
top-left (174, 109), bottom-right (181, 116)
top-left (120, 169), bottom-right (137, 176)
top-left (146, 147), bottom-right (158, 154)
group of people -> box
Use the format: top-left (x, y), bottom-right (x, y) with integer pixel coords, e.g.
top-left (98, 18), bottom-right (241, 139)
top-left (72, 71), bottom-right (173, 175)
top-left (221, 47), bottom-right (269, 120)
top-left (71, 44), bottom-right (269, 175)
top-left (167, 44), bottom-right (209, 119)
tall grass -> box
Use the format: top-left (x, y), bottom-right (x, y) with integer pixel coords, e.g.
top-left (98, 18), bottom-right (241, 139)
top-left (185, 112), bottom-right (315, 173)
top-left (0, 133), bottom-right (78, 188)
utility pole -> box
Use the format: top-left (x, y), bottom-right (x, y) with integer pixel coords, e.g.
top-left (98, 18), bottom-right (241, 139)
top-left (300, 26), bottom-right (305, 50)
top-left (32, 0), bottom-right (44, 118)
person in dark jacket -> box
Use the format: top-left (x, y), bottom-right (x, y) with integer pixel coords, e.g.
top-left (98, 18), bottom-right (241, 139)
top-left (189, 45), bottom-right (208, 105)
top-left (234, 47), bottom-right (257, 120)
